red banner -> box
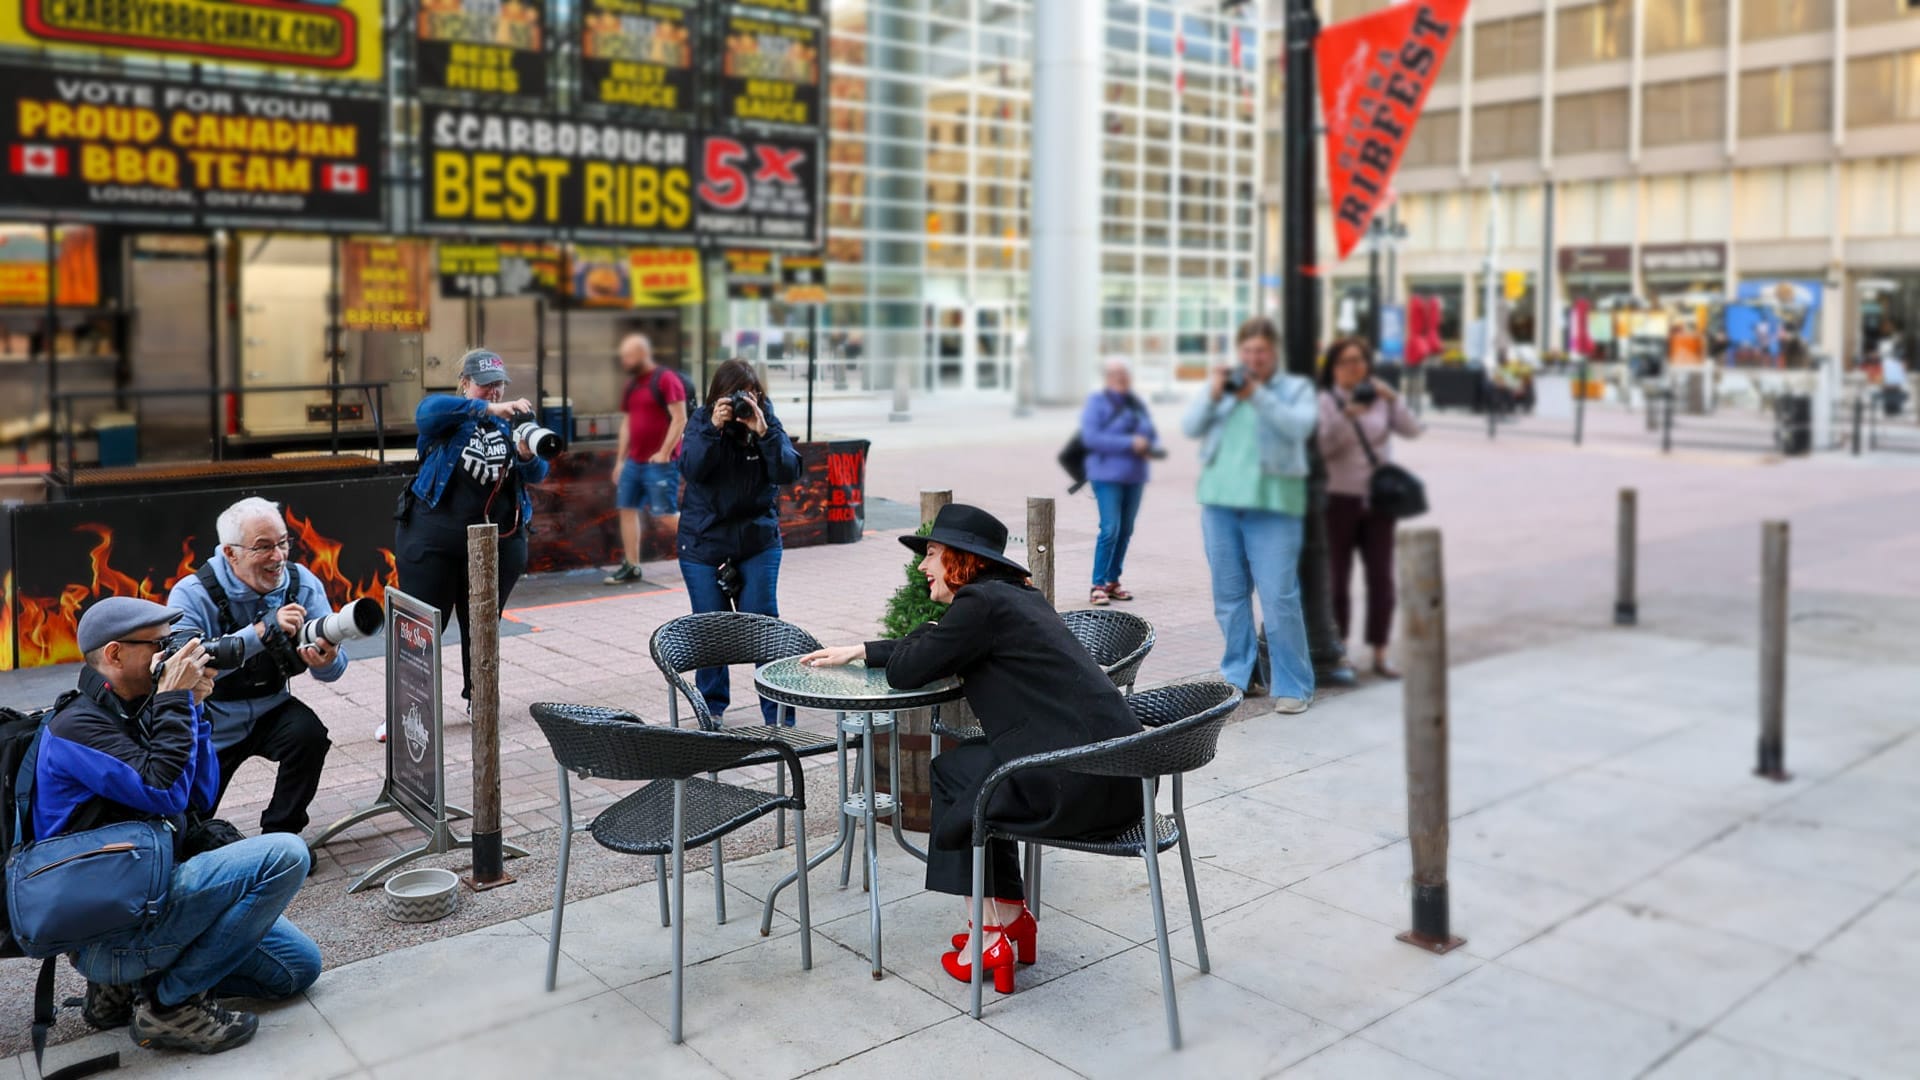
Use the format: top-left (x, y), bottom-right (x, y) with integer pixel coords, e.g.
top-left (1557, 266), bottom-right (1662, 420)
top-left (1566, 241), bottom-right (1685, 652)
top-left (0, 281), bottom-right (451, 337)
top-left (1316, 0), bottom-right (1467, 261)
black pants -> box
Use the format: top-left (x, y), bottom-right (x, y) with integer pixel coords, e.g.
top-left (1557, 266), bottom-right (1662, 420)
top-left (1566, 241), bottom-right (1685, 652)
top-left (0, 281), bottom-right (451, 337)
top-left (214, 696), bottom-right (332, 835)
top-left (395, 516), bottom-right (529, 700)
top-left (925, 742), bottom-right (1024, 902)
top-left (1326, 493), bottom-right (1397, 647)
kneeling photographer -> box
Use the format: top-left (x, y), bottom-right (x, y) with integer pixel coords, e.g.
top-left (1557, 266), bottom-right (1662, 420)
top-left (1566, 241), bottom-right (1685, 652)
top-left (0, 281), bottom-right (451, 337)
top-left (167, 496), bottom-right (351, 838)
top-left (678, 359), bottom-right (803, 725)
top-left (394, 349), bottom-right (554, 726)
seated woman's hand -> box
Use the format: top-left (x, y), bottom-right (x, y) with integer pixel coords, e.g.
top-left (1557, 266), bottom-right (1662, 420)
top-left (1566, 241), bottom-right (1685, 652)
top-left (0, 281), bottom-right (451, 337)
top-left (801, 645), bottom-right (864, 668)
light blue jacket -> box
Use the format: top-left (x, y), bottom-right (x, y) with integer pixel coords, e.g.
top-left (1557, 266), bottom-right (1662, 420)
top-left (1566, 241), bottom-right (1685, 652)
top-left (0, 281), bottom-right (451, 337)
top-left (166, 551), bottom-right (348, 751)
top-left (1181, 371), bottom-right (1319, 477)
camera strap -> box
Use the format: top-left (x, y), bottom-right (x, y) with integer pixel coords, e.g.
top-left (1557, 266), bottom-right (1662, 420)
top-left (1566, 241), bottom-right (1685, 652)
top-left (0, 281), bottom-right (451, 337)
top-left (195, 564), bottom-right (300, 700)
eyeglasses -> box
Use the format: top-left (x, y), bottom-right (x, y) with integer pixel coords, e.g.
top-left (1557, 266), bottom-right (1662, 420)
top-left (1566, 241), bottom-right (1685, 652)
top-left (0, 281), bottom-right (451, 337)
top-left (235, 539), bottom-right (291, 557)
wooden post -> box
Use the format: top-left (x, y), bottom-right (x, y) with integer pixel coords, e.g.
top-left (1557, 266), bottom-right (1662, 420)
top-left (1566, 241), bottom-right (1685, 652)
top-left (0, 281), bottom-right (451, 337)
top-left (1027, 496), bottom-right (1055, 607)
top-left (1614, 488), bottom-right (1637, 626)
top-left (920, 489), bottom-right (952, 529)
top-left (465, 523), bottom-right (513, 888)
top-left (1396, 528), bottom-right (1463, 954)
top-left (1757, 520), bottom-right (1791, 782)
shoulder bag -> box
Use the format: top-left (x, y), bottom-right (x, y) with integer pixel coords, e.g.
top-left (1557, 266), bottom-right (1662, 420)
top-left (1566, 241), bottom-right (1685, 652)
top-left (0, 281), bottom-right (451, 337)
top-left (1346, 411), bottom-right (1428, 520)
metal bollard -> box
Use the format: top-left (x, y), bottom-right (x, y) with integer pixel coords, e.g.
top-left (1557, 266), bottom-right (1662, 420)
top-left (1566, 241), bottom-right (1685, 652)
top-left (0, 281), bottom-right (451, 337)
top-left (1661, 388), bottom-right (1674, 454)
top-left (1756, 521), bottom-right (1791, 782)
top-left (1395, 528), bottom-right (1464, 954)
top-left (1614, 489), bottom-right (1638, 626)
top-left (1851, 396), bottom-right (1864, 457)
top-left (1573, 359), bottom-right (1588, 447)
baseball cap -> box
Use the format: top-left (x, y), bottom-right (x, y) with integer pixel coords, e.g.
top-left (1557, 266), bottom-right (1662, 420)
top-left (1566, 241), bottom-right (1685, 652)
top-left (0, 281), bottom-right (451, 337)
top-left (77, 597), bottom-right (185, 655)
top-left (459, 348), bottom-right (509, 386)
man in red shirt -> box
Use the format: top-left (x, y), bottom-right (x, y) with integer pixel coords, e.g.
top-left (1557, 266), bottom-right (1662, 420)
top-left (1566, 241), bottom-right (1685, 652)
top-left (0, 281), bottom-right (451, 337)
top-left (606, 333), bottom-right (689, 584)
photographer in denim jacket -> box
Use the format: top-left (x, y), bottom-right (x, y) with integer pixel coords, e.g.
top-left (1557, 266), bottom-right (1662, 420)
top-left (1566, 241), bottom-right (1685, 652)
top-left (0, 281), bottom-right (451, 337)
top-left (676, 359), bottom-right (803, 725)
top-left (393, 349), bottom-right (550, 725)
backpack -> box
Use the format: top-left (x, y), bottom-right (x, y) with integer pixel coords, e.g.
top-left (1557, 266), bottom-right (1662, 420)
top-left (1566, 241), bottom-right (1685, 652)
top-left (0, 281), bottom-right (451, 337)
top-left (2, 701), bottom-right (124, 1080)
top-left (644, 367), bottom-right (698, 412)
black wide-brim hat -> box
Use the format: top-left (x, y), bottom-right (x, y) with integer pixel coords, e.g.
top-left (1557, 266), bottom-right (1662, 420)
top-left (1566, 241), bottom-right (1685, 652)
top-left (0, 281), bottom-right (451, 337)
top-left (900, 503), bottom-right (1030, 578)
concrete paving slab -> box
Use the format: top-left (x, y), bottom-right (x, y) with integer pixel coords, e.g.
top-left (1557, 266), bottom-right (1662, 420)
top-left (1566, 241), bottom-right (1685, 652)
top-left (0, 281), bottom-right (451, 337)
top-left (7, 994), bottom-right (360, 1080)
top-left (1363, 964), bottom-right (1690, 1080)
top-left (979, 944), bottom-right (1342, 1079)
top-left (1020, 845), bottom-right (1278, 944)
top-left (615, 935), bottom-right (956, 1077)
top-left (368, 988), bottom-right (722, 1080)
top-left (1617, 852), bottom-right (1884, 953)
top-left (303, 920), bottom-right (604, 1065)
top-left (806, 1015), bottom-right (1079, 1080)
top-left (1179, 794), bottom-right (1394, 889)
top-left (1713, 958), bottom-right (1920, 1079)
top-left (708, 824), bottom-right (932, 930)
top-left (1276, 1037), bottom-right (1453, 1079)
top-left (1499, 901), bottom-right (1798, 1029)
top-left (1761, 773), bottom-right (1920, 843)
top-left (1236, 758), bottom-right (1408, 841)
top-left (1448, 787), bottom-right (1706, 899)
top-left (1810, 897), bottom-right (1920, 981)
top-left (1164, 891), bottom-right (1480, 1031)
top-left (1697, 818), bottom-right (1920, 894)
top-left (1642, 1034), bottom-right (1851, 1080)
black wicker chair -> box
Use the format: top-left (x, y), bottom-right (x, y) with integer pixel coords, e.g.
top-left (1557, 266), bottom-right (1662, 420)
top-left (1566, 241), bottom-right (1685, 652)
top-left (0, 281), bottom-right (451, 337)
top-left (960, 680), bottom-right (1239, 1050)
top-left (530, 702), bottom-right (813, 1045)
top-left (650, 611), bottom-right (851, 923)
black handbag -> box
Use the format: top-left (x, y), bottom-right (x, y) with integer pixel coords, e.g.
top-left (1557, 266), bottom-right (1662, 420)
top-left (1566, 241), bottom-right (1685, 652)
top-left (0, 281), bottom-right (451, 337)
top-left (1057, 433), bottom-right (1089, 494)
top-left (1347, 412), bottom-right (1427, 519)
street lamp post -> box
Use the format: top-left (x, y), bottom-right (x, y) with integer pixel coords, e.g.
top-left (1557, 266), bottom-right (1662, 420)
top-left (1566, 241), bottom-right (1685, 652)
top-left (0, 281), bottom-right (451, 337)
top-left (1365, 216), bottom-right (1409, 352)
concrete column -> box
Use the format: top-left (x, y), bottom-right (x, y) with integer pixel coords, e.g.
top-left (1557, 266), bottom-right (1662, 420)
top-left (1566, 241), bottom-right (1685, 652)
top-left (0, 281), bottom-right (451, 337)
top-left (870, 0), bottom-right (928, 421)
top-left (1030, 0), bottom-right (1104, 405)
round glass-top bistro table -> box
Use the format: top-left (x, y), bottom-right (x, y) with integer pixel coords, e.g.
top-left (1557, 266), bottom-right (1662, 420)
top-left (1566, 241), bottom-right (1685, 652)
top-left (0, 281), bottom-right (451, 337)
top-left (753, 656), bottom-right (964, 979)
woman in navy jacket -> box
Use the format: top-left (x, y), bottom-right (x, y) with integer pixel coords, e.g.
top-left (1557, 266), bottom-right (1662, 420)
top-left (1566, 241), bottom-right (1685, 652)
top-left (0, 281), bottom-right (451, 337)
top-left (394, 349), bottom-right (549, 710)
top-left (677, 359), bottom-right (804, 724)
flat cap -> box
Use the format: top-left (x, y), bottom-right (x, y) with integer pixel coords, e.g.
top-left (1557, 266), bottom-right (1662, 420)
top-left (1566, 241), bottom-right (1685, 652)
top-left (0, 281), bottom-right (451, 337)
top-left (76, 597), bottom-right (184, 656)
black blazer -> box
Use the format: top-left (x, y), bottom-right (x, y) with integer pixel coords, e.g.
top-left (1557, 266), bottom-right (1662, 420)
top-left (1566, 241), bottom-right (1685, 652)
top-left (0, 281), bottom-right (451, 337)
top-left (866, 575), bottom-right (1144, 848)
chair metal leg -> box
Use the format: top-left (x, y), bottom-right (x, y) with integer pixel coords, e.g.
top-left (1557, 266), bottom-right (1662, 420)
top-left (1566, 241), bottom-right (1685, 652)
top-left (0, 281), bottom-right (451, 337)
top-left (670, 780), bottom-right (687, 1045)
top-left (969, 844), bottom-right (987, 1020)
top-left (1140, 778), bottom-right (1181, 1050)
top-left (655, 855), bottom-right (669, 928)
top-left (709, 770), bottom-right (727, 925)
top-left (793, 807), bottom-right (813, 971)
top-left (775, 765), bottom-right (787, 850)
top-left (1172, 775), bottom-right (1209, 974)
top-left (546, 767), bottom-right (572, 992)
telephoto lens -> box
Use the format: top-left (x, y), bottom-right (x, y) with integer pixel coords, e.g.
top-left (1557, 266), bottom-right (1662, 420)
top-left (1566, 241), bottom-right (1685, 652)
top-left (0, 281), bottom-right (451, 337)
top-left (297, 596), bottom-right (385, 650)
top-left (512, 418), bottom-right (565, 460)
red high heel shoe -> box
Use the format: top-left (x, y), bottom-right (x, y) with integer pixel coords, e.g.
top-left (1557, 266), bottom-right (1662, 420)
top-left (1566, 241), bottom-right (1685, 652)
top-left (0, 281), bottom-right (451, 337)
top-left (948, 908), bottom-right (1037, 965)
top-left (942, 936), bottom-right (1017, 994)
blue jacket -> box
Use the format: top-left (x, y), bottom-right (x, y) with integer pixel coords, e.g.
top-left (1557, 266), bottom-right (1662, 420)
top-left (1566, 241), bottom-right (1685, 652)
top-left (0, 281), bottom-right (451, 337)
top-left (1181, 371), bottom-right (1319, 477)
top-left (409, 395), bottom-right (550, 528)
top-left (32, 666), bottom-right (219, 850)
top-left (165, 551), bottom-right (348, 751)
top-left (1080, 390), bottom-right (1159, 486)
top-left (676, 401), bottom-right (803, 567)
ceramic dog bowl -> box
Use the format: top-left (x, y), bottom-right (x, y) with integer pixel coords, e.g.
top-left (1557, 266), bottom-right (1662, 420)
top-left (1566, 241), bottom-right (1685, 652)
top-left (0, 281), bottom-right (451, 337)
top-left (384, 867), bottom-right (460, 923)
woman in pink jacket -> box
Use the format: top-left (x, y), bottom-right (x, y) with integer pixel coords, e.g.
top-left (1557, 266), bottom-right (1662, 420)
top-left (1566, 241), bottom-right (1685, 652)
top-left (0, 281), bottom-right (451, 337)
top-left (1315, 338), bottom-right (1421, 677)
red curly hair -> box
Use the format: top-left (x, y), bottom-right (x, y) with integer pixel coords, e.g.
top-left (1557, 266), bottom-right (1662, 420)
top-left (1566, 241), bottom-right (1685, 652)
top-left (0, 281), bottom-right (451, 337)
top-left (935, 546), bottom-right (992, 593)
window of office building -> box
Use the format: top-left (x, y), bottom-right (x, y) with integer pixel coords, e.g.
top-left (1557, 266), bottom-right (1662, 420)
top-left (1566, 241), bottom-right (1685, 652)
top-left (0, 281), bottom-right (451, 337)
top-left (1739, 63), bottom-right (1832, 136)
top-left (1475, 15), bottom-right (1544, 79)
top-left (1849, 0), bottom-right (1920, 25)
top-left (1645, 0), bottom-right (1727, 54)
top-left (1642, 77), bottom-right (1727, 145)
top-left (1472, 100), bottom-right (1542, 161)
top-left (1554, 89), bottom-right (1631, 154)
top-left (1847, 50), bottom-right (1920, 128)
top-left (1741, 0), bottom-right (1833, 40)
top-left (1403, 108), bottom-right (1461, 169)
top-left (1557, 0), bottom-right (1633, 67)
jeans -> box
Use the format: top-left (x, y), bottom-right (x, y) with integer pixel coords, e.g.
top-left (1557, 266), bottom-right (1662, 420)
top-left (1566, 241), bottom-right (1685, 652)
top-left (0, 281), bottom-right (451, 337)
top-left (1200, 505), bottom-right (1314, 700)
top-left (395, 516), bottom-right (528, 702)
top-left (70, 834), bottom-right (320, 1005)
top-left (617, 459), bottom-right (681, 515)
top-left (1090, 481), bottom-right (1145, 586)
top-left (679, 545), bottom-right (790, 726)
top-left (214, 696), bottom-right (332, 835)
top-left (1326, 493), bottom-right (1398, 648)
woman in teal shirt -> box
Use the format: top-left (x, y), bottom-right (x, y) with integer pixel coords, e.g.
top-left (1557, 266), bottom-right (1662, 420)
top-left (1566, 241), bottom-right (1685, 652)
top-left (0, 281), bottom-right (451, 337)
top-left (1181, 317), bottom-right (1319, 712)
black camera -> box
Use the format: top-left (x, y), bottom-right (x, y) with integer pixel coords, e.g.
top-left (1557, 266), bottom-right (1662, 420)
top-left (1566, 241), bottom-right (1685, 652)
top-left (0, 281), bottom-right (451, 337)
top-left (1351, 381), bottom-right (1379, 406)
top-left (715, 559), bottom-right (744, 600)
top-left (1222, 368), bottom-right (1249, 395)
top-left (152, 630), bottom-right (245, 673)
top-left (724, 391), bottom-right (758, 423)
top-left (511, 416), bottom-right (565, 460)
top-left (1146, 446), bottom-right (1169, 460)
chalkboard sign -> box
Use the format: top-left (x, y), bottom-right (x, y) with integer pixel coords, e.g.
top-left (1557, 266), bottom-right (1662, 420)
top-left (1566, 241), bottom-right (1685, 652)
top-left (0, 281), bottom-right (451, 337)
top-left (386, 589), bottom-right (446, 833)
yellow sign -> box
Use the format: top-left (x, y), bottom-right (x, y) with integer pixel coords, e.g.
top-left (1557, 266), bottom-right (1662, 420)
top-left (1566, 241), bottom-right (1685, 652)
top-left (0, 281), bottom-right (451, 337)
top-left (629, 247), bottom-right (701, 306)
top-left (341, 238), bottom-right (433, 332)
top-left (1, 0), bottom-right (385, 82)
top-left (1503, 270), bottom-right (1527, 302)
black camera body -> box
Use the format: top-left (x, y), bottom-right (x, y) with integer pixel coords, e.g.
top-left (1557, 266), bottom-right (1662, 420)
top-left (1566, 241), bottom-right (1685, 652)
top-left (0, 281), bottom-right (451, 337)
top-left (1222, 368), bottom-right (1249, 395)
top-left (715, 559), bottom-right (744, 600)
top-left (1350, 381), bottom-right (1379, 407)
top-left (1146, 446), bottom-right (1169, 460)
top-left (725, 390), bottom-right (759, 423)
top-left (153, 630), bottom-right (246, 673)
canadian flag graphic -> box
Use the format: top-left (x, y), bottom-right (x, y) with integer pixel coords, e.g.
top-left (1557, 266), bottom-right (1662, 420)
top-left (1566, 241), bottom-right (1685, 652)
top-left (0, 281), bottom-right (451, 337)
top-left (322, 162), bottom-right (366, 194)
top-left (10, 144), bottom-right (67, 178)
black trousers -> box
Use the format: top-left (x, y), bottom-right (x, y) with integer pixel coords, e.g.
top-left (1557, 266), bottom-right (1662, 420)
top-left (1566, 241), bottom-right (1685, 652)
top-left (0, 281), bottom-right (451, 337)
top-left (925, 742), bottom-right (1024, 902)
top-left (1326, 493), bottom-right (1397, 648)
top-left (395, 516), bottom-right (529, 701)
top-left (214, 696), bottom-right (332, 835)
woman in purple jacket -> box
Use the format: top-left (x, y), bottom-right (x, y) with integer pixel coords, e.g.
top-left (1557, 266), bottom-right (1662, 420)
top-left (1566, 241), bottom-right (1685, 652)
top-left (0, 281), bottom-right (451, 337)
top-left (1080, 359), bottom-right (1160, 605)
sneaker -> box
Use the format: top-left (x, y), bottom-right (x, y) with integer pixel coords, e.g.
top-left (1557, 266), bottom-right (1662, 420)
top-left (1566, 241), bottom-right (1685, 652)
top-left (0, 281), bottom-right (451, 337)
top-left (80, 980), bottom-right (134, 1030)
top-left (603, 562), bottom-right (641, 585)
top-left (1273, 696), bottom-right (1312, 715)
top-left (130, 992), bottom-right (258, 1055)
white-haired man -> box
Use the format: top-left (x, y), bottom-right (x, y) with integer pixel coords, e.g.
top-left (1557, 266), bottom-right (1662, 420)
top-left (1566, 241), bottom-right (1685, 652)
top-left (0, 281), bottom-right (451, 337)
top-left (165, 496), bottom-right (345, 837)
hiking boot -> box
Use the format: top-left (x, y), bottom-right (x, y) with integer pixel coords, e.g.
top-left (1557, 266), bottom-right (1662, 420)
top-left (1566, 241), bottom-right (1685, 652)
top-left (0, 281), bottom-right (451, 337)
top-left (80, 980), bottom-right (134, 1030)
top-left (130, 992), bottom-right (258, 1055)
top-left (603, 562), bottom-right (642, 585)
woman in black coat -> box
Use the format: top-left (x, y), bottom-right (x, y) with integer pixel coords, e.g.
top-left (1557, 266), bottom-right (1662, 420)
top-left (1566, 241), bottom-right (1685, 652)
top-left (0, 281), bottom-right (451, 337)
top-left (803, 504), bottom-right (1142, 994)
